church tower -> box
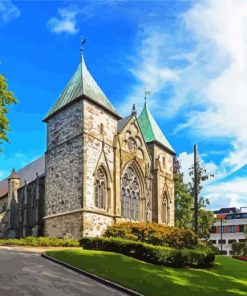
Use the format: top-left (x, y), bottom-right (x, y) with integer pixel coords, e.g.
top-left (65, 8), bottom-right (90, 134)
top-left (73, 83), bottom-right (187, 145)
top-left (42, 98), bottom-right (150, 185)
top-left (43, 49), bottom-right (121, 238)
top-left (138, 102), bottom-right (175, 226)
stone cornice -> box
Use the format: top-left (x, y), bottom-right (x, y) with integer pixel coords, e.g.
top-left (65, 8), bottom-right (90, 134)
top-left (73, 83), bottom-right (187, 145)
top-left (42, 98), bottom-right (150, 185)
top-left (43, 208), bottom-right (121, 220)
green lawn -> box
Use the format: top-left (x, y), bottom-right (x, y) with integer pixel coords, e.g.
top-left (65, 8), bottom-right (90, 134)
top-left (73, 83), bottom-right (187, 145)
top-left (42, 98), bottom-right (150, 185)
top-left (46, 250), bottom-right (247, 296)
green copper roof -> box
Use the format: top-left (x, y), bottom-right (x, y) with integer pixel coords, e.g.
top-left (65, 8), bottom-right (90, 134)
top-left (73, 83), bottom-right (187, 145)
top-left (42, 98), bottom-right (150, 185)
top-left (44, 54), bottom-right (119, 120)
top-left (138, 102), bottom-right (175, 153)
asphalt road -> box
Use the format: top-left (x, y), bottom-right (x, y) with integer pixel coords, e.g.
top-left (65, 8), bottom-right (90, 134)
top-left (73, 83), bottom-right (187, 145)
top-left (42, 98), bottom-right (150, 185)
top-left (0, 247), bottom-right (127, 296)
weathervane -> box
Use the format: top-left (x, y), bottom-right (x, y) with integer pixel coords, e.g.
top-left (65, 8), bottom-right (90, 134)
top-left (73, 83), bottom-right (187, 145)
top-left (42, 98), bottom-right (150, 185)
top-left (80, 37), bottom-right (87, 54)
top-left (144, 88), bottom-right (151, 102)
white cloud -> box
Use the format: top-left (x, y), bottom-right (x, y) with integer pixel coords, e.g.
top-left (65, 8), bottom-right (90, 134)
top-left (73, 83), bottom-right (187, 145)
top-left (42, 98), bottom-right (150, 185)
top-left (177, 0), bottom-right (247, 171)
top-left (0, 0), bottom-right (20, 25)
top-left (123, 0), bottom-right (247, 208)
top-left (47, 6), bottom-right (82, 35)
top-left (205, 177), bottom-right (247, 209)
top-left (178, 151), bottom-right (217, 184)
top-left (119, 28), bottom-right (179, 115)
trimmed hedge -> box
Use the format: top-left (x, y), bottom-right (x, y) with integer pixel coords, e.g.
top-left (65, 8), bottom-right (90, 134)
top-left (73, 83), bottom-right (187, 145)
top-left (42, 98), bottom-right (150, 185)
top-left (0, 236), bottom-right (80, 247)
top-left (104, 222), bottom-right (197, 249)
top-left (232, 242), bottom-right (247, 256)
top-left (80, 237), bottom-right (215, 268)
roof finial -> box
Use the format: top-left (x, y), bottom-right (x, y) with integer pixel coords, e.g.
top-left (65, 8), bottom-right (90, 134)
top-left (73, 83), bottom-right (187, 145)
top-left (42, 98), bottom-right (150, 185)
top-left (144, 88), bottom-right (151, 103)
top-left (131, 104), bottom-right (137, 116)
top-left (80, 37), bottom-right (86, 55)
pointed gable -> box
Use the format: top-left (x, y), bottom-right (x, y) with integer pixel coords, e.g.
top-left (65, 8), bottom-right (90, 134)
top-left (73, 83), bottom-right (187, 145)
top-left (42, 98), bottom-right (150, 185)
top-left (138, 102), bottom-right (175, 154)
top-left (44, 54), bottom-right (120, 121)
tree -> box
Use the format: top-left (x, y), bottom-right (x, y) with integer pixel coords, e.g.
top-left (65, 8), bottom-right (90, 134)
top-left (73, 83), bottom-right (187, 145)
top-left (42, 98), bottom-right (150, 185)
top-left (0, 74), bottom-right (17, 146)
top-left (174, 157), bottom-right (194, 229)
top-left (188, 160), bottom-right (210, 209)
top-left (174, 157), bottom-right (216, 239)
top-left (198, 209), bottom-right (216, 240)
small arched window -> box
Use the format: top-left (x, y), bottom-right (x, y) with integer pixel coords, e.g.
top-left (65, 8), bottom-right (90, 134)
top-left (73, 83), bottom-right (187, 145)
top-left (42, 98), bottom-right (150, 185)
top-left (161, 192), bottom-right (170, 224)
top-left (95, 167), bottom-right (107, 209)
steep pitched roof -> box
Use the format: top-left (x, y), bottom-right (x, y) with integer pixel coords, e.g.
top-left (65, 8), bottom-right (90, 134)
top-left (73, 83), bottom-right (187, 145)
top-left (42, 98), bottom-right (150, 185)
top-left (138, 102), bottom-right (175, 154)
top-left (0, 155), bottom-right (45, 198)
top-left (117, 115), bottom-right (132, 133)
top-left (44, 54), bottom-right (120, 121)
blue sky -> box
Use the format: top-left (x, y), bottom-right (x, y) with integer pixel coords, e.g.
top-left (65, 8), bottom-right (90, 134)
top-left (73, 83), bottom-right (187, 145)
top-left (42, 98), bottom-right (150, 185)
top-left (0, 0), bottom-right (247, 210)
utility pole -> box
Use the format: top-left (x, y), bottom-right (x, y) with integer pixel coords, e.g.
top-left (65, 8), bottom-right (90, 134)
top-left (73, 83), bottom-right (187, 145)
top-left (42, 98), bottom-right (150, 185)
top-left (220, 217), bottom-right (223, 254)
top-left (194, 144), bottom-right (198, 244)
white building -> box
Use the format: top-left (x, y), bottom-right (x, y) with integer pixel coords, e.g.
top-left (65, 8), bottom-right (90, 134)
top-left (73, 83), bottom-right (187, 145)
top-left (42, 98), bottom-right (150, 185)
top-left (210, 210), bottom-right (247, 255)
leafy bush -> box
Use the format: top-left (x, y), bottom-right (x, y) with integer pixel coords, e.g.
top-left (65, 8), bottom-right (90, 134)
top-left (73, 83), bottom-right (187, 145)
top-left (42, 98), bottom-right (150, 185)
top-left (80, 237), bottom-right (215, 268)
top-left (104, 222), bottom-right (197, 249)
top-left (232, 242), bottom-right (247, 256)
top-left (0, 237), bottom-right (80, 247)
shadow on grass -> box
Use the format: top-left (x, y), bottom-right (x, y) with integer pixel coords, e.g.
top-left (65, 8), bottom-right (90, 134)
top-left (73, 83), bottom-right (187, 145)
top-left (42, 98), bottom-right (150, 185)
top-left (46, 250), bottom-right (247, 296)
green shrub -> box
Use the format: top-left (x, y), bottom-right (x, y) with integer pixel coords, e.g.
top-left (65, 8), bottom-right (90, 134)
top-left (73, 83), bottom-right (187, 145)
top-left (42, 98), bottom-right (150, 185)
top-left (0, 237), bottom-right (80, 247)
top-left (104, 222), bottom-right (197, 249)
top-left (80, 237), bottom-right (215, 268)
top-left (232, 242), bottom-right (247, 256)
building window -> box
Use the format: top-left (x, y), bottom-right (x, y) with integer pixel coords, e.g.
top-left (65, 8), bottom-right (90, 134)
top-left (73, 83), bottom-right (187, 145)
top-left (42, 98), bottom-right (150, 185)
top-left (239, 225), bottom-right (245, 232)
top-left (228, 225), bottom-right (235, 233)
top-left (218, 239), bottom-right (226, 244)
top-left (228, 239), bottom-right (236, 244)
top-left (95, 167), bottom-right (107, 209)
top-left (121, 165), bottom-right (141, 220)
top-left (239, 239), bottom-right (246, 243)
top-left (210, 240), bottom-right (217, 244)
top-left (161, 192), bottom-right (170, 224)
top-left (163, 157), bottom-right (166, 168)
top-left (220, 226), bottom-right (227, 233)
top-left (100, 123), bottom-right (104, 135)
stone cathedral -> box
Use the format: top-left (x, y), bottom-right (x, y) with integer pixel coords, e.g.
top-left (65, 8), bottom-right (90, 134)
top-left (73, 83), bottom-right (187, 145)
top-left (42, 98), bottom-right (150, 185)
top-left (0, 52), bottom-right (175, 239)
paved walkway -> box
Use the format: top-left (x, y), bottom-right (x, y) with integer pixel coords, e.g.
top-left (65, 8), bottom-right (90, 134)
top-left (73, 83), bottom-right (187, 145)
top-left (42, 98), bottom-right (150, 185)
top-left (0, 246), bottom-right (127, 296)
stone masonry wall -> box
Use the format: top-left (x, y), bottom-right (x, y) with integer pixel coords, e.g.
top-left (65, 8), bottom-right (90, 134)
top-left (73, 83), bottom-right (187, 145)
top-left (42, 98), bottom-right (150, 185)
top-left (0, 196), bottom-right (7, 213)
top-left (45, 101), bottom-right (83, 217)
top-left (153, 144), bottom-right (175, 226)
top-left (82, 100), bottom-right (117, 212)
top-left (83, 211), bottom-right (113, 237)
top-left (44, 211), bottom-right (83, 239)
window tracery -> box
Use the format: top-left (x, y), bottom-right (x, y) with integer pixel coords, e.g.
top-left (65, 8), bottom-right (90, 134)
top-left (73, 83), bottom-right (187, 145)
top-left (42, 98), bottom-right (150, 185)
top-left (95, 167), bottom-right (107, 209)
top-left (121, 165), bottom-right (141, 220)
top-left (127, 137), bottom-right (137, 153)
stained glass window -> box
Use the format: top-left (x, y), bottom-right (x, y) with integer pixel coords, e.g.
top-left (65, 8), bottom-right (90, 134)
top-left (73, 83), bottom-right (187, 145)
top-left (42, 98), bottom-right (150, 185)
top-left (121, 165), bottom-right (140, 220)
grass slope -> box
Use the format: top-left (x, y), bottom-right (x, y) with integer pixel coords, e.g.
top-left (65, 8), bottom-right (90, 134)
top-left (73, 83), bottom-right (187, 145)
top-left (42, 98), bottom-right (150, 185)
top-left (46, 250), bottom-right (247, 296)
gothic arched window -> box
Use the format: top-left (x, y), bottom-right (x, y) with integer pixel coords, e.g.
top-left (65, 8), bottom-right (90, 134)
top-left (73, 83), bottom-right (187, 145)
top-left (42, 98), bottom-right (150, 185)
top-left (121, 165), bottom-right (141, 220)
top-left (161, 192), bottom-right (170, 224)
top-left (95, 167), bottom-right (107, 209)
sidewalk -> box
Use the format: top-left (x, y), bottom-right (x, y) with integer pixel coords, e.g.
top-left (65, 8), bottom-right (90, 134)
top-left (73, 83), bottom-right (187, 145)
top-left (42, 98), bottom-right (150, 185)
top-left (0, 245), bottom-right (81, 253)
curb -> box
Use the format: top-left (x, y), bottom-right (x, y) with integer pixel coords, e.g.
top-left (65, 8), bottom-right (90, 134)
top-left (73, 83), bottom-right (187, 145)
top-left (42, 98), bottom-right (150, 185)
top-left (41, 253), bottom-right (144, 296)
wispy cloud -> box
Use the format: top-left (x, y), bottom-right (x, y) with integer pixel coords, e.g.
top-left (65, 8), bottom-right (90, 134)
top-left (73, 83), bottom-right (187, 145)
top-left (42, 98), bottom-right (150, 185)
top-left (0, 0), bottom-right (20, 25)
top-left (178, 151), bottom-right (217, 184)
top-left (47, 5), bottom-right (82, 35)
top-left (122, 0), bottom-right (247, 208)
